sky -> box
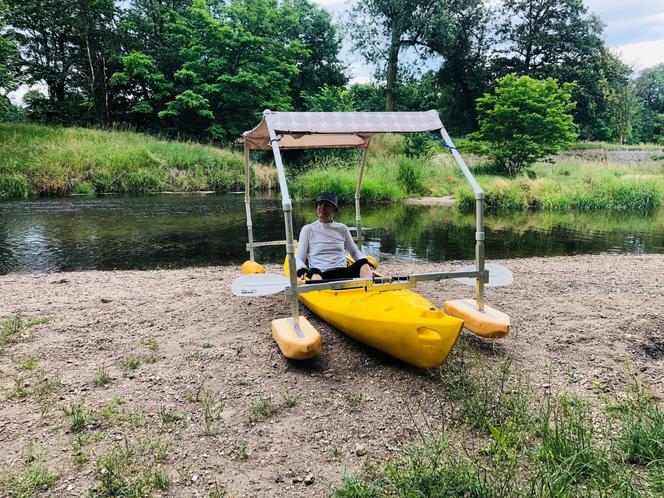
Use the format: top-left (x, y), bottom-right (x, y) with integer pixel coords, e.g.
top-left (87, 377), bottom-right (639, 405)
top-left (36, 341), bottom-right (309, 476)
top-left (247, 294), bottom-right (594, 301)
top-left (314, 0), bottom-right (664, 81)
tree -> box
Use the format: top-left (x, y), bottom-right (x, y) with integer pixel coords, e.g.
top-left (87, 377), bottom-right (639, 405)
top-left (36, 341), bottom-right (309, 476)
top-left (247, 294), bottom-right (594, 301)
top-left (470, 74), bottom-right (577, 175)
top-left (419, 0), bottom-right (494, 134)
top-left (609, 83), bottom-right (638, 145)
top-left (278, 0), bottom-right (347, 109)
top-left (346, 0), bottom-right (436, 111)
top-left (495, 0), bottom-right (629, 141)
top-left (302, 84), bottom-right (356, 112)
top-left (5, 0), bottom-right (79, 121)
top-left (634, 64), bottom-right (664, 143)
top-left (0, 0), bottom-right (20, 113)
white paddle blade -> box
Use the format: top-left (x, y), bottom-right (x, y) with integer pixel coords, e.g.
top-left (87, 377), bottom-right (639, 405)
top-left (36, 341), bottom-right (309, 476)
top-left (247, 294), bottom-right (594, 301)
top-left (231, 273), bottom-right (290, 297)
top-left (454, 264), bottom-right (513, 287)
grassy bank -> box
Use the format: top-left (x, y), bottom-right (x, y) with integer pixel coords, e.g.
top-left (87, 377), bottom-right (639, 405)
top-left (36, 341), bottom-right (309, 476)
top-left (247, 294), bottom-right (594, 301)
top-left (3, 125), bottom-right (663, 212)
top-left (292, 134), bottom-right (664, 212)
top-left (333, 344), bottom-right (664, 497)
top-left (0, 124), bottom-right (276, 198)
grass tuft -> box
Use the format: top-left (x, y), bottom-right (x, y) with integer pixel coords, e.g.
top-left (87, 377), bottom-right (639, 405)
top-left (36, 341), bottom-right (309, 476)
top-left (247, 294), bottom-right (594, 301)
top-left (93, 368), bottom-right (112, 387)
top-left (250, 397), bottom-right (280, 419)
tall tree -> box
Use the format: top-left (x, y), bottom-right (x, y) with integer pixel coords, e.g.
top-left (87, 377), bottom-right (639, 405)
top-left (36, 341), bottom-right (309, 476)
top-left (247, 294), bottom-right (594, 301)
top-left (496, 0), bottom-right (630, 140)
top-left (609, 82), bottom-right (638, 145)
top-left (5, 0), bottom-right (80, 121)
top-left (419, 0), bottom-right (494, 133)
top-left (634, 64), bottom-right (664, 143)
top-left (0, 0), bottom-right (20, 113)
top-left (346, 0), bottom-right (436, 111)
top-left (278, 0), bottom-right (347, 109)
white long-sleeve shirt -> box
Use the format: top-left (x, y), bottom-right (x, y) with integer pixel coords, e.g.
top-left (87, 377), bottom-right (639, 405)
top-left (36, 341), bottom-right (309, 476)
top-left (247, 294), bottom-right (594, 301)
top-left (296, 220), bottom-right (363, 272)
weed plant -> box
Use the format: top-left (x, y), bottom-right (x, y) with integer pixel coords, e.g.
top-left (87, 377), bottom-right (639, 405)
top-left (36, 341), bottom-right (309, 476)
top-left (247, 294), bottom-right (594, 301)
top-left (0, 448), bottom-right (57, 496)
top-left (250, 397), bottom-right (280, 418)
top-left (62, 401), bottom-right (89, 432)
top-left (333, 341), bottom-right (664, 497)
top-left (282, 390), bottom-right (298, 408)
top-left (119, 356), bottom-right (141, 372)
top-left (93, 368), bottom-right (112, 387)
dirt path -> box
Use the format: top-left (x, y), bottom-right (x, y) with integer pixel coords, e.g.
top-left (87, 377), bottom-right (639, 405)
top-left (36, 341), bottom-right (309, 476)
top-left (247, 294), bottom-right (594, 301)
top-left (1, 254), bottom-right (662, 497)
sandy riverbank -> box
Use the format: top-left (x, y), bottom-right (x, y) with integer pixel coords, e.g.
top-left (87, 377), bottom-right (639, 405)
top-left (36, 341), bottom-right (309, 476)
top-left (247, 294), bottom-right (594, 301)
top-left (1, 253), bottom-right (662, 496)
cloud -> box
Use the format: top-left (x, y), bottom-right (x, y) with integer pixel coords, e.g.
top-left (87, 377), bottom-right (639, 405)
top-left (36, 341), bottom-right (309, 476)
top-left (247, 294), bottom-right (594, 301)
top-left (615, 39), bottom-right (664, 70)
top-left (585, 0), bottom-right (664, 46)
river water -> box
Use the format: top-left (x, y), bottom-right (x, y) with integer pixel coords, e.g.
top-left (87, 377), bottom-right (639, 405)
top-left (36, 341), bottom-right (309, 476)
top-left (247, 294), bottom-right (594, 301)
top-left (1, 193), bottom-right (663, 274)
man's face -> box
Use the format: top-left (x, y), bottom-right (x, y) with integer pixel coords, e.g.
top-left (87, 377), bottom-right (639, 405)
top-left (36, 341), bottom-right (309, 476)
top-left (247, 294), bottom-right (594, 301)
top-left (316, 202), bottom-right (335, 223)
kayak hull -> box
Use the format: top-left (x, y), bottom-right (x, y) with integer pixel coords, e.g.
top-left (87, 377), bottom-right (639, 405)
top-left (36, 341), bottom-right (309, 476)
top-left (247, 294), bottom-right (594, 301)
top-left (298, 285), bottom-right (463, 368)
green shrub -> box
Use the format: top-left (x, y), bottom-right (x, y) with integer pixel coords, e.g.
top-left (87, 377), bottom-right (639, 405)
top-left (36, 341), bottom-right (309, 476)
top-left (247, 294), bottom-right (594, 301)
top-left (396, 156), bottom-right (426, 194)
top-left (127, 170), bottom-right (162, 193)
top-left (469, 74), bottom-right (578, 175)
top-left (0, 173), bottom-right (31, 198)
top-left (403, 132), bottom-right (433, 159)
top-left (72, 181), bottom-right (94, 195)
top-left (292, 166), bottom-right (404, 203)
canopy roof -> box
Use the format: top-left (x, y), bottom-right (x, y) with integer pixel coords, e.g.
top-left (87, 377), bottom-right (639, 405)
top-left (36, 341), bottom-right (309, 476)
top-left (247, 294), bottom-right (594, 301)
top-left (243, 110), bottom-right (444, 150)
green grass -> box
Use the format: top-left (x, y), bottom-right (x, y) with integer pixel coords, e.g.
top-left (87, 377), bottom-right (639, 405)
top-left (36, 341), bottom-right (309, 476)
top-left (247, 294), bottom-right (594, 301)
top-left (250, 397), bottom-right (280, 419)
top-left (282, 390), bottom-right (298, 408)
top-left (333, 342), bottom-right (664, 497)
top-left (0, 123), bottom-right (276, 198)
top-left (119, 356), bottom-right (141, 372)
top-left (456, 161), bottom-right (664, 212)
top-left (61, 401), bottom-right (89, 432)
top-left (93, 368), bottom-right (112, 387)
top-left (0, 448), bottom-right (57, 497)
top-left (0, 313), bottom-right (52, 353)
top-left (344, 393), bottom-right (363, 406)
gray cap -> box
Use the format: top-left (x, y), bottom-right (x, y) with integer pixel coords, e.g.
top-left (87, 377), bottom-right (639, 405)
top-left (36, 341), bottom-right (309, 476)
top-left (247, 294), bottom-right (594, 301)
top-left (315, 191), bottom-right (338, 210)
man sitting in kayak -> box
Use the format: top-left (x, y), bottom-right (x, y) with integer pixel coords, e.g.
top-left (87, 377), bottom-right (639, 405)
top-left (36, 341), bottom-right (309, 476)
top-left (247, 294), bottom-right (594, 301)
top-left (296, 191), bottom-right (374, 281)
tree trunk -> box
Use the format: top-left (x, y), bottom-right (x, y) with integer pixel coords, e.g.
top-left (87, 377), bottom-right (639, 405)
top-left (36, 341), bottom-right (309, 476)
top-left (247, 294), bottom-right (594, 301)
top-left (385, 27), bottom-right (400, 112)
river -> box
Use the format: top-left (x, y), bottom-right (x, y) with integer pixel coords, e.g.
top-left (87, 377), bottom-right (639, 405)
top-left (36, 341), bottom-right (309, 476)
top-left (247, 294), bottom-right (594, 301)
top-left (1, 193), bottom-right (662, 274)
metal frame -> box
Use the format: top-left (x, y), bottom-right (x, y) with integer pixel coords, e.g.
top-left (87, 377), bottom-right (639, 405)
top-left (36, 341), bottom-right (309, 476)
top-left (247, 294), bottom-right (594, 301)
top-left (242, 110), bottom-right (487, 330)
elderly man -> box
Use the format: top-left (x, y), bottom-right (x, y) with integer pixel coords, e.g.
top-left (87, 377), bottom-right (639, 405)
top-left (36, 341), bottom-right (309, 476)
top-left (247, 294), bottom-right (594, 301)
top-left (295, 192), bottom-right (373, 281)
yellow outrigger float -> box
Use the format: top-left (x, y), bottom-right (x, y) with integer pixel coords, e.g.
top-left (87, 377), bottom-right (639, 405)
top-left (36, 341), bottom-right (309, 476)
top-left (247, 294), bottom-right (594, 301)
top-left (238, 110), bottom-right (510, 368)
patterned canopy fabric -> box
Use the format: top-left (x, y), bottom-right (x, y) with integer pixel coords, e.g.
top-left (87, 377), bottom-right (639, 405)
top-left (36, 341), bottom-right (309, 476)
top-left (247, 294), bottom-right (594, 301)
top-left (243, 110), bottom-right (444, 150)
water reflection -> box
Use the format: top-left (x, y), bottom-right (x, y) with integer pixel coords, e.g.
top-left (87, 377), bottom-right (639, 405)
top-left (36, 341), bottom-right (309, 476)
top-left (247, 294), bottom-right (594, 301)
top-left (1, 193), bottom-right (663, 274)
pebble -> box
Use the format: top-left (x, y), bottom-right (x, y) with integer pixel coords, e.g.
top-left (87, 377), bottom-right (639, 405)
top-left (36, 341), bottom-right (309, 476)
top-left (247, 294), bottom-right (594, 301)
top-left (355, 444), bottom-right (367, 456)
top-left (304, 473), bottom-right (314, 485)
top-left (191, 474), bottom-right (199, 482)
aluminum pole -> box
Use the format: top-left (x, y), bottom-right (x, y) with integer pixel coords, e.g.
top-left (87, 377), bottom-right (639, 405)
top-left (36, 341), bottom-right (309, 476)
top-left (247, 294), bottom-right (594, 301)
top-left (265, 111), bottom-right (300, 326)
top-left (438, 127), bottom-right (485, 311)
top-left (243, 144), bottom-right (255, 261)
top-left (354, 148), bottom-right (368, 244)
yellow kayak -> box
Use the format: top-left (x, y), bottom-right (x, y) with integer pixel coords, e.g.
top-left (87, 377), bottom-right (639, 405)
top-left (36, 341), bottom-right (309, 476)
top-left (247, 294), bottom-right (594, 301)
top-left (284, 261), bottom-right (463, 368)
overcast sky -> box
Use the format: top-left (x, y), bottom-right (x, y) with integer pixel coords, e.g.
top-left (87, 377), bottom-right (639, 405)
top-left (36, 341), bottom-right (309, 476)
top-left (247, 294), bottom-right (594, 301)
top-left (314, 0), bottom-right (664, 81)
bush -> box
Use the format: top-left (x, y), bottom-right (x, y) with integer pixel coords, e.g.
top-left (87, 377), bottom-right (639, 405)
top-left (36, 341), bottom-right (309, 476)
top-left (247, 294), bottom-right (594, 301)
top-left (396, 156), bottom-right (426, 194)
top-left (72, 181), bottom-right (94, 195)
top-left (469, 74), bottom-right (578, 175)
top-left (403, 132), bottom-right (433, 159)
top-left (0, 173), bottom-right (31, 198)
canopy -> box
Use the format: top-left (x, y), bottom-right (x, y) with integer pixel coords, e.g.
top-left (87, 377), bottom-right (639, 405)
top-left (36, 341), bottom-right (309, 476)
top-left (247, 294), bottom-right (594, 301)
top-left (243, 110), bottom-right (444, 150)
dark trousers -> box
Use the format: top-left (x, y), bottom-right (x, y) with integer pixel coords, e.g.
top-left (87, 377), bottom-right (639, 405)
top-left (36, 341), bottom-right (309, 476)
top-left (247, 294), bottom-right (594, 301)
top-left (305, 258), bottom-right (370, 280)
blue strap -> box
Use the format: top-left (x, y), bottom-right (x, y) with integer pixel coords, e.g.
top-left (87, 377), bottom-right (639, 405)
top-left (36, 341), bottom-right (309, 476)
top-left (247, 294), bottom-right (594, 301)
top-left (426, 131), bottom-right (458, 152)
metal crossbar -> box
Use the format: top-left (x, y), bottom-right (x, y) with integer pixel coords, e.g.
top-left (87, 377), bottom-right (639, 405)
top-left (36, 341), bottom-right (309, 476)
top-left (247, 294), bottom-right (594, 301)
top-left (246, 240), bottom-right (289, 250)
top-left (286, 269), bottom-right (487, 295)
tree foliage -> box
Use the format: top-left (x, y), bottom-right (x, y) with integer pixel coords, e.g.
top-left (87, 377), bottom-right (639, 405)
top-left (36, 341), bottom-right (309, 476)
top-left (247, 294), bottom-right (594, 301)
top-left (3, 0), bottom-right (346, 141)
top-left (345, 0), bottom-right (436, 111)
top-left (470, 74), bottom-right (578, 175)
